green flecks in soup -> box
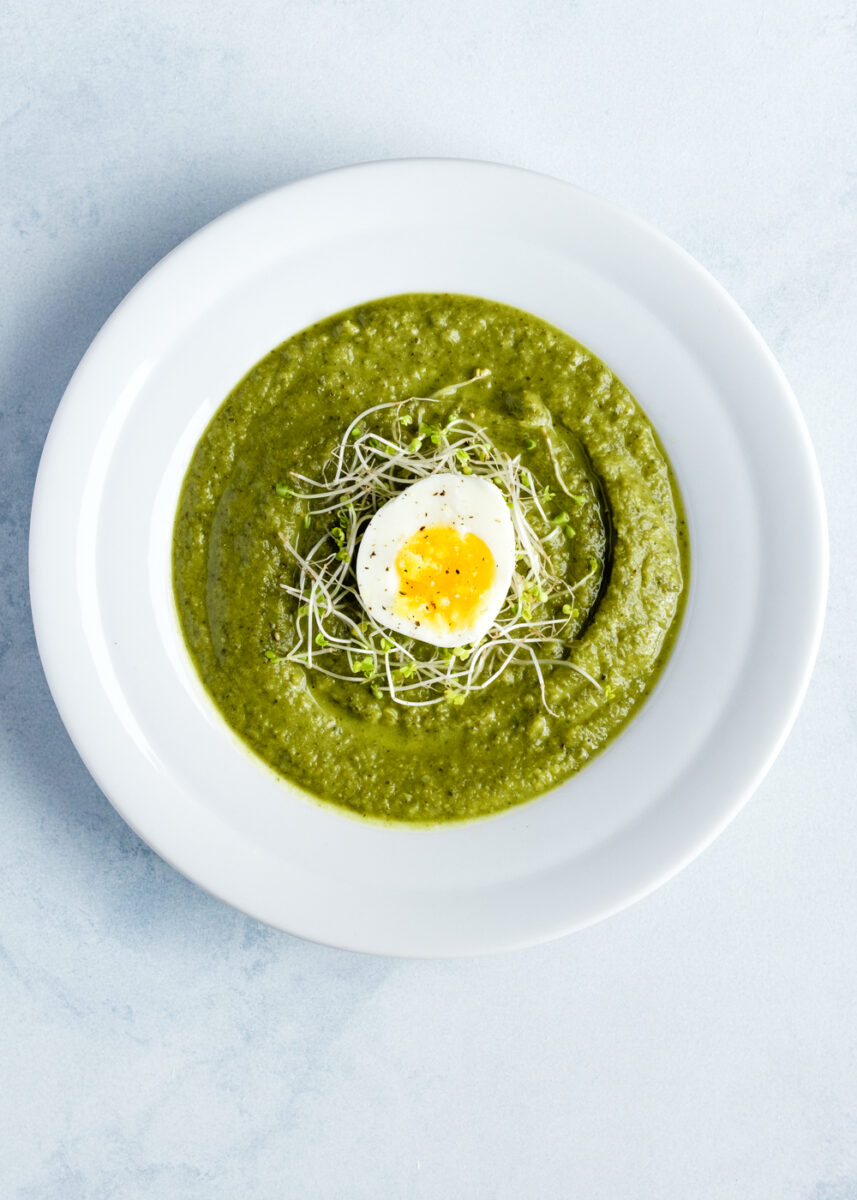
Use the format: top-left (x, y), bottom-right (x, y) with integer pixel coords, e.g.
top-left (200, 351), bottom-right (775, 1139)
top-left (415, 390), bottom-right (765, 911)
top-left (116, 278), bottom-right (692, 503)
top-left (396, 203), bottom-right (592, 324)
top-left (173, 294), bottom-right (689, 822)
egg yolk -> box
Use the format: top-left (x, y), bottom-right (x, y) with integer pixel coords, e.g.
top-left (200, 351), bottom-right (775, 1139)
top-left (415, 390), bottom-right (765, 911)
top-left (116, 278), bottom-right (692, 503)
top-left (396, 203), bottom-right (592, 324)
top-left (394, 525), bottom-right (496, 634)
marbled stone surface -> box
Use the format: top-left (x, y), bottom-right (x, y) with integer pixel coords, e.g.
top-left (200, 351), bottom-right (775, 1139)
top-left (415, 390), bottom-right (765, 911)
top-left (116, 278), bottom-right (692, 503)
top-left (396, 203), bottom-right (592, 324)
top-left (1, 1), bottom-right (855, 1196)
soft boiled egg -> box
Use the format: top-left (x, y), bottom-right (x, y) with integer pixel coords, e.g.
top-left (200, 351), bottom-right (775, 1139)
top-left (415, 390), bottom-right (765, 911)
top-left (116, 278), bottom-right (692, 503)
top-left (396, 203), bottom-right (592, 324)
top-left (356, 473), bottom-right (515, 648)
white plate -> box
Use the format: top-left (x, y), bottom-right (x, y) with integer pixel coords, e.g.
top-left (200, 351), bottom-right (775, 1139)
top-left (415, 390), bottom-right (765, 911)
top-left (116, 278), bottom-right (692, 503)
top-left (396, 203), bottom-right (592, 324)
top-left (29, 160), bottom-right (827, 956)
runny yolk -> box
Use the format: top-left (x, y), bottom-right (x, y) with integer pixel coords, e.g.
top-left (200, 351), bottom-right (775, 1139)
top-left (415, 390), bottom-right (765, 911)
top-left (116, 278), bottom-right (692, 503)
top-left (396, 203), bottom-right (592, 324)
top-left (394, 525), bottom-right (496, 634)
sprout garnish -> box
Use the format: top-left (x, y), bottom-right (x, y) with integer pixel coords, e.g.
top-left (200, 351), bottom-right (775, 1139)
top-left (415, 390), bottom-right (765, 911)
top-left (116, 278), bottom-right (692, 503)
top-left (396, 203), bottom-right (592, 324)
top-left (273, 374), bottom-right (603, 713)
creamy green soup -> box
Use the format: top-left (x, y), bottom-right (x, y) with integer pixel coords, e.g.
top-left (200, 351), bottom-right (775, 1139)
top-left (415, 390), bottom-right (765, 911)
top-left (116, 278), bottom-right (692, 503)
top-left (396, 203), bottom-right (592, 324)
top-left (173, 294), bottom-right (688, 822)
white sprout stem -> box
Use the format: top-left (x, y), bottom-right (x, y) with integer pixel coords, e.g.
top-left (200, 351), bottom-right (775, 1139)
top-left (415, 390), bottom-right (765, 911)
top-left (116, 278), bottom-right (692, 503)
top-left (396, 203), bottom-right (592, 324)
top-left (544, 430), bottom-right (575, 498)
top-left (528, 645), bottom-right (557, 717)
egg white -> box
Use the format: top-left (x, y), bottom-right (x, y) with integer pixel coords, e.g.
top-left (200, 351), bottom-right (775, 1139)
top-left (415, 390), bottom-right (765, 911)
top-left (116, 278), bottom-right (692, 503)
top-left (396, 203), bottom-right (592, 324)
top-left (356, 473), bottom-right (515, 648)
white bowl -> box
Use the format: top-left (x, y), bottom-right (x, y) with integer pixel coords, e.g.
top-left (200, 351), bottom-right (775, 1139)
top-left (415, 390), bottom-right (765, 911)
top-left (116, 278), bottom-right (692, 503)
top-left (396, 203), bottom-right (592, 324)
top-left (29, 160), bottom-right (827, 956)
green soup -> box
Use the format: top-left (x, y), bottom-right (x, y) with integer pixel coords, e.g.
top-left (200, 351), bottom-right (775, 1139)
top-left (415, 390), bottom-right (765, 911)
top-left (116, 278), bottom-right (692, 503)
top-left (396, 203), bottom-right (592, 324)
top-left (173, 294), bottom-right (688, 822)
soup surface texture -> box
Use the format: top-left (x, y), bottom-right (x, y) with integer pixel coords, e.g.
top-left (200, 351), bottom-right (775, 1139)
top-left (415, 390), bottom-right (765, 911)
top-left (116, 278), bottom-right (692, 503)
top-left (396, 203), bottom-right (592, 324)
top-left (173, 293), bottom-right (688, 822)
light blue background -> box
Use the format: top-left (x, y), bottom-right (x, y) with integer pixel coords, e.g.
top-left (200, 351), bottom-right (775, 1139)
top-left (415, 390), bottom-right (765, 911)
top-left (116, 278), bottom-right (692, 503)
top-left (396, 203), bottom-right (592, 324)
top-left (2, 2), bottom-right (855, 1196)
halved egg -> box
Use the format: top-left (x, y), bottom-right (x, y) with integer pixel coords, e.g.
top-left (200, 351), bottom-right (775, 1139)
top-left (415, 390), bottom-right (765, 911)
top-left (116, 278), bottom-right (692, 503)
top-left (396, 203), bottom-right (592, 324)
top-left (356, 473), bottom-right (515, 647)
